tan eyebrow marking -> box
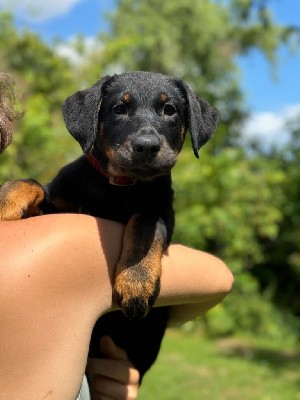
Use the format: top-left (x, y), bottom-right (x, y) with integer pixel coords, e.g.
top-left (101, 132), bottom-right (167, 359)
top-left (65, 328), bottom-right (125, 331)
top-left (122, 92), bottom-right (131, 103)
top-left (159, 92), bottom-right (169, 103)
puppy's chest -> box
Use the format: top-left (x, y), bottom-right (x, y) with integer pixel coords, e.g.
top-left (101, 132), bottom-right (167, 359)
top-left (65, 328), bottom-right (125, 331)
top-left (77, 180), bottom-right (173, 225)
top-left (85, 185), bottom-right (146, 223)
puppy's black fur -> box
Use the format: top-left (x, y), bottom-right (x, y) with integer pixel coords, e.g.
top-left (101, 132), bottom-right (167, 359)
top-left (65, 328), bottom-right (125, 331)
top-left (0, 71), bottom-right (218, 379)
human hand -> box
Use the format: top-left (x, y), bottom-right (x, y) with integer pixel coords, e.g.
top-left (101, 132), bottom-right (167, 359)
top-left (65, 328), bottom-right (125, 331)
top-left (87, 336), bottom-right (140, 400)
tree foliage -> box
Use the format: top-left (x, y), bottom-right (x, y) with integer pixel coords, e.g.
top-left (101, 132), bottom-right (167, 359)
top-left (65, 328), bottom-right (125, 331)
top-left (251, 116), bottom-right (300, 319)
top-left (0, 13), bottom-right (80, 181)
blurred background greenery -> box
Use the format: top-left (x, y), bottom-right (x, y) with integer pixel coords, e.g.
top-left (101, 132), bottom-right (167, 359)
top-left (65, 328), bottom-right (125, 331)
top-left (1, 0), bottom-right (300, 398)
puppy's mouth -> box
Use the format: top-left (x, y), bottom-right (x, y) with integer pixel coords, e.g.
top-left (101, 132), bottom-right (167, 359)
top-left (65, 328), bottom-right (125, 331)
top-left (106, 148), bottom-right (177, 181)
top-left (109, 161), bottom-right (173, 181)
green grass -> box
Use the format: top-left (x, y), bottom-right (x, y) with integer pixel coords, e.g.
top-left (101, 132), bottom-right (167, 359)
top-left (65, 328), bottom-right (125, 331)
top-left (138, 329), bottom-right (300, 400)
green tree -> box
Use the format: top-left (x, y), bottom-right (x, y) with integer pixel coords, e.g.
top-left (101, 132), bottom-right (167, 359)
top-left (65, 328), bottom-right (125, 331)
top-left (0, 13), bottom-right (80, 182)
top-left (172, 144), bottom-right (300, 340)
top-left (250, 115), bottom-right (300, 319)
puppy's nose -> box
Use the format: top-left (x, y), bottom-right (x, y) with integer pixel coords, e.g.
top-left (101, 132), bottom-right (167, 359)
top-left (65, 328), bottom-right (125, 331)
top-left (132, 134), bottom-right (161, 157)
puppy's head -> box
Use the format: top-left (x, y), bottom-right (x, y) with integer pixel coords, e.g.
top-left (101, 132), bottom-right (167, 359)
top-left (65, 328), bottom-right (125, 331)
top-left (62, 71), bottom-right (219, 181)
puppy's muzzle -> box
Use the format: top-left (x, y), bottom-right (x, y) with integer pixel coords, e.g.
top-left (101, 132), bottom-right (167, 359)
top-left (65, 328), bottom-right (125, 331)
top-left (132, 127), bottom-right (162, 162)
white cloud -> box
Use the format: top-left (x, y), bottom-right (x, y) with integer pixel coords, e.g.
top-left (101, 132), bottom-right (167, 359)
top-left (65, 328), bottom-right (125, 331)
top-left (242, 104), bottom-right (300, 148)
top-left (56, 42), bottom-right (81, 64)
top-left (55, 35), bottom-right (102, 64)
top-left (0, 0), bottom-right (84, 22)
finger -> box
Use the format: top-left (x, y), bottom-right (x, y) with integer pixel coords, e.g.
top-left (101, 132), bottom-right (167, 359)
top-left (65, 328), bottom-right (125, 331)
top-left (90, 375), bottom-right (138, 400)
top-left (100, 336), bottom-right (128, 361)
top-left (87, 358), bottom-right (140, 385)
top-left (89, 375), bottom-right (125, 399)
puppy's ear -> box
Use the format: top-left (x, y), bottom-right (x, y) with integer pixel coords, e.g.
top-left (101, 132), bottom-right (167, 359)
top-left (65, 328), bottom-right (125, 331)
top-left (179, 81), bottom-right (219, 158)
top-left (62, 75), bottom-right (111, 152)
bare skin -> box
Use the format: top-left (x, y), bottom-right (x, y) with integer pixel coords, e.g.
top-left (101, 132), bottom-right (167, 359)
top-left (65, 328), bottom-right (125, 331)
top-left (0, 214), bottom-right (233, 400)
top-left (87, 335), bottom-right (140, 400)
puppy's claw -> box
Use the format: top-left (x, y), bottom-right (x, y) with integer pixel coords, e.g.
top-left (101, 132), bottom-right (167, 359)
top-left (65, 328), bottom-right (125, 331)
top-left (113, 274), bottom-right (160, 321)
top-left (114, 294), bottom-right (149, 321)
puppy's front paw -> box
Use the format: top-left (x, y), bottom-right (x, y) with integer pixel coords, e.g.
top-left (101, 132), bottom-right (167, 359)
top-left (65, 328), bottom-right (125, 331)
top-left (0, 179), bottom-right (45, 220)
top-left (113, 265), bottom-right (161, 320)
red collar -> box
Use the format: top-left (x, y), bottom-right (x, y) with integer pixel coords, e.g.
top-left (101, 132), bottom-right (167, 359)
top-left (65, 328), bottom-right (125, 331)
top-left (85, 153), bottom-right (136, 186)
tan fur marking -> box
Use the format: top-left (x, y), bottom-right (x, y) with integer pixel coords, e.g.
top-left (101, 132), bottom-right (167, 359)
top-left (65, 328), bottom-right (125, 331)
top-left (105, 146), bottom-right (132, 178)
top-left (113, 213), bottom-right (164, 317)
top-left (159, 92), bottom-right (169, 103)
top-left (106, 146), bottom-right (114, 161)
top-left (105, 147), bottom-right (122, 177)
top-left (122, 92), bottom-right (131, 103)
top-left (0, 180), bottom-right (45, 220)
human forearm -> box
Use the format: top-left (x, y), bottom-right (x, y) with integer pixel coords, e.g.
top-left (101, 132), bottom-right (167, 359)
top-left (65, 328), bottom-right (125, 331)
top-left (156, 244), bottom-right (234, 324)
top-left (110, 241), bottom-right (234, 321)
top-left (1, 215), bottom-right (233, 322)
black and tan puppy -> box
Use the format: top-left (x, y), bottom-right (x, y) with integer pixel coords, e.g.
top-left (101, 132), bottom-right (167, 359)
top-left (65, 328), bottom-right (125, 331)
top-left (0, 71), bottom-right (218, 377)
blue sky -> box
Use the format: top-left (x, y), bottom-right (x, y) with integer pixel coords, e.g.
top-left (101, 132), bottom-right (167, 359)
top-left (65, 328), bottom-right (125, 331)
top-left (1, 0), bottom-right (299, 145)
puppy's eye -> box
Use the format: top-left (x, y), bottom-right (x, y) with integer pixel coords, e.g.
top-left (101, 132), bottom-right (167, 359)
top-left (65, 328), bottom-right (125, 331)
top-left (163, 104), bottom-right (176, 116)
top-left (114, 104), bottom-right (127, 115)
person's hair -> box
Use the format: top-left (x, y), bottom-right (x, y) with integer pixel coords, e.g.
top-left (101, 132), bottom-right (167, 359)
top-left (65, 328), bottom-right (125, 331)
top-left (0, 72), bottom-right (21, 153)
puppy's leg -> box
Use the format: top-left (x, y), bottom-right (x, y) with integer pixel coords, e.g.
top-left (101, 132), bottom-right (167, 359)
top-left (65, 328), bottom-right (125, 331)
top-left (113, 213), bottom-right (167, 320)
top-left (0, 179), bottom-right (45, 220)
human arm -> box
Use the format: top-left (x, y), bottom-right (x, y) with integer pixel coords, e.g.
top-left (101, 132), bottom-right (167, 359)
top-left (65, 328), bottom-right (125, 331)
top-left (158, 244), bottom-right (233, 324)
top-left (0, 214), bottom-right (233, 399)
